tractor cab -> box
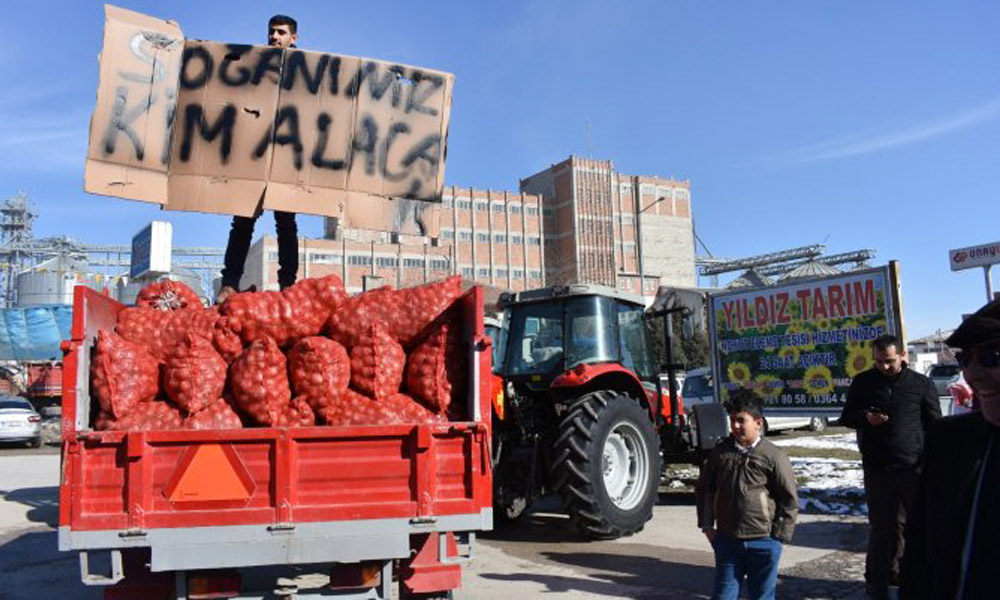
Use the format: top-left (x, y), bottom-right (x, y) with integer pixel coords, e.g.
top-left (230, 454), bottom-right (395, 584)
top-left (498, 285), bottom-right (657, 391)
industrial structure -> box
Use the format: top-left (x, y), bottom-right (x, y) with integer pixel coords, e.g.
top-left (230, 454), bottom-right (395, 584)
top-left (695, 244), bottom-right (876, 289)
top-left (0, 192), bottom-right (225, 307)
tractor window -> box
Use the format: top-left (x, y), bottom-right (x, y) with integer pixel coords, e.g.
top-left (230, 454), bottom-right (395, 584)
top-left (565, 296), bottom-right (618, 369)
top-left (506, 302), bottom-right (564, 375)
top-left (618, 303), bottom-right (655, 380)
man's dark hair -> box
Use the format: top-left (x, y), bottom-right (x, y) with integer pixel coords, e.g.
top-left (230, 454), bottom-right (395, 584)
top-left (724, 388), bottom-right (764, 420)
top-left (269, 14), bottom-right (297, 34)
top-left (872, 334), bottom-right (900, 353)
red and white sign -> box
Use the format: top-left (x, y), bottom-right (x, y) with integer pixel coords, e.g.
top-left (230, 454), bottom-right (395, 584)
top-left (949, 241), bottom-right (1000, 271)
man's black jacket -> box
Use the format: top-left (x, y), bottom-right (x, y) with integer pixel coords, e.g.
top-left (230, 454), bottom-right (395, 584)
top-left (900, 412), bottom-right (999, 599)
top-left (839, 367), bottom-right (940, 471)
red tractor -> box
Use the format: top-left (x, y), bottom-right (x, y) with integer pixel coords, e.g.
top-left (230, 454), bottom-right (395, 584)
top-left (489, 284), bottom-right (728, 539)
top-left (489, 285), bottom-right (666, 538)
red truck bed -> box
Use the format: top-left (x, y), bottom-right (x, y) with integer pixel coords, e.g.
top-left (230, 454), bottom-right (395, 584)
top-left (58, 286), bottom-right (493, 590)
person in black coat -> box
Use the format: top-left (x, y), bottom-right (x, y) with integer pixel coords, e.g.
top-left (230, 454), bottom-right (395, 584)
top-left (839, 334), bottom-right (941, 599)
top-left (900, 299), bottom-right (1000, 599)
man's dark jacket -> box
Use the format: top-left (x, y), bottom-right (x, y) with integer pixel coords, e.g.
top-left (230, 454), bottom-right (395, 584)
top-left (900, 412), bottom-right (999, 599)
top-left (839, 367), bottom-right (940, 471)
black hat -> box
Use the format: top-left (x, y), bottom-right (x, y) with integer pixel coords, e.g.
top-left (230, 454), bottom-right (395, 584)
top-left (946, 298), bottom-right (1000, 349)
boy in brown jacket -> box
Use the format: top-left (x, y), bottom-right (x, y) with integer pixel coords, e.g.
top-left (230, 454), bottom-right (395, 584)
top-left (696, 389), bottom-right (799, 600)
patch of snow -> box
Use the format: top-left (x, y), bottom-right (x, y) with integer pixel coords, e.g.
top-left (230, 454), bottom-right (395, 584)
top-left (790, 456), bottom-right (867, 516)
top-left (772, 433), bottom-right (859, 452)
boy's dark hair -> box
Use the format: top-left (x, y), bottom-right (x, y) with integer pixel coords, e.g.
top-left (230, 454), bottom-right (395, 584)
top-left (269, 14), bottom-right (297, 34)
top-left (872, 334), bottom-right (899, 353)
top-left (724, 388), bottom-right (764, 420)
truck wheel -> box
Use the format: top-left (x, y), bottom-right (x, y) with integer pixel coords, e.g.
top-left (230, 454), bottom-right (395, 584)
top-left (553, 390), bottom-right (662, 539)
top-left (401, 591), bottom-right (453, 600)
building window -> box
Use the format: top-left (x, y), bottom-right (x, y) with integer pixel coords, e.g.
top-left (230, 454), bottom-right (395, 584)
top-left (513, 269), bottom-right (524, 279)
top-left (619, 279), bottom-right (627, 290)
top-left (496, 268), bottom-right (508, 278)
top-left (268, 251), bottom-right (279, 261)
top-left (430, 259), bottom-right (449, 270)
top-left (440, 229), bottom-right (454, 240)
top-left (348, 255), bottom-right (372, 266)
top-left (492, 203), bottom-right (505, 213)
top-left (476, 232), bottom-right (490, 243)
top-left (477, 267), bottom-right (490, 278)
top-left (542, 208), bottom-right (554, 217)
top-left (644, 279), bottom-right (656, 292)
top-left (510, 204), bottom-right (522, 214)
top-left (621, 214), bottom-right (634, 224)
top-left (461, 267), bottom-right (473, 278)
top-left (493, 233), bottom-right (506, 244)
top-left (442, 198), bottom-right (453, 208)
top-left (511, 234), bottom-right (523, 245)
top-left (375, 256), bottom-right (398, 268)
top-left (402, 258), bottom-right (426, 269)
top-left (525, 206), bottom-right (539, 216)
top-left (475, 202), bottom-right (488, 212)
top-left (529, 270), bottom-right (542, 280)
top-left (458, 230), bottom-right (472, 241)
top-left (457, 200), bottom-right (472, 210)
top-left (527, 236), bottom-right (541, 246)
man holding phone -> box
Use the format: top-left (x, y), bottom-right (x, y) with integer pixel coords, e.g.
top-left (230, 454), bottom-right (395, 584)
top-left (839, 334), bottom-right (941, 600)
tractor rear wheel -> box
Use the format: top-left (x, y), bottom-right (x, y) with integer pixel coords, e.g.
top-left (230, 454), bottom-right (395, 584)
top-left (553, 390), bottom-right (661, 539)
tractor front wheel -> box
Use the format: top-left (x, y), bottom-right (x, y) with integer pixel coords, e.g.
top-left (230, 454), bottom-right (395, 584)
top-left (553, 390), bottom-right (662, 539)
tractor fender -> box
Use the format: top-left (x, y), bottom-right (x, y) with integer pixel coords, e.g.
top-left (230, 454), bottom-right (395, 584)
top-left (551, 364), bottom-right (656, 421)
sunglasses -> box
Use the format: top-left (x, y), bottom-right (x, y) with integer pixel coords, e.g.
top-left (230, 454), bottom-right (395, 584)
top-left (956, 347), bottom-right (1000, 369)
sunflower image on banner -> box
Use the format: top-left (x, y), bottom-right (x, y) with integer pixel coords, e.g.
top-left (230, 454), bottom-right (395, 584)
top-left (709, 266), bottom-right (899, 411)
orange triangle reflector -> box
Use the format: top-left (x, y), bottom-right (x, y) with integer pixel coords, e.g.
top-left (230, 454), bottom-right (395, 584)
top-left (165, 444), bottom-right (255, 505)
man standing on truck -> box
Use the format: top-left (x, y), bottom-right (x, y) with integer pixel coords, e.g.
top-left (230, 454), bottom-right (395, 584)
top-left (839, 334), bottom-right (940, 600)
top-left (217, 14), bottom-right (300, 304)
top-left (697, 389), bottom-right (798, 600)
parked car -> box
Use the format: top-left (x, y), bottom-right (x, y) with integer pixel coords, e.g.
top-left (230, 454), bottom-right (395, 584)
top-left (0, 396), bottom-right (42, 447)
top-left (926, 363), bottom-right (961, 397)
top-left (680, 367), bottom-right (713, 411)
top-left (680, 368), bottom-right (827, 433)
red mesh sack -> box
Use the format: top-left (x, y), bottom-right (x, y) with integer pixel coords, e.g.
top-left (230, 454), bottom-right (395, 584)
top-left (136, 280), bottom-right (201, 310)
top-left (211, 317), bottom-right (244, 363)
top-left (160, 308), bottom-right (222, 357)
top-left (320, 389), bottom-right (443, 426)
top-left (91, 330), bottom-right (160, 419)
top-left (220, 275), bottom-right (346, 347)
top-left (183, 397), bottom-right (243, 430)
top-left (327, 277), bottom-right (462, 349)
top-left (97, 400), bottom-right (184, 431)
top-left (163, 333), bottom-right (227, 414)
top-left (116, 307), bottom-right (169, 360)
top-left (288, 337), bottom-right (350, 416)
top-left (229, 336), bottom-right (291, 425)
top-left (350, 320), bottom-right (405, 400)
top-left (275, 397), bottom-right (316, 427)
top-left (405, 320), bottom-right (464, 414)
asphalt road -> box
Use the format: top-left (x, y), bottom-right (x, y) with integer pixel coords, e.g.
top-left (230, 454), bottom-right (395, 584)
top-left (0, 447), bottom-right (872, 599)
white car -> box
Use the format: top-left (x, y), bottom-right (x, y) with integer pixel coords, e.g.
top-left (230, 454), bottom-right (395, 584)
top-left (0, 396), bottom-right (42, 447)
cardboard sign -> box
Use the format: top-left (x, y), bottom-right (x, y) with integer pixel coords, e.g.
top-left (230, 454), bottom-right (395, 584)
top-left (85, 5), bottom-right (451, 234)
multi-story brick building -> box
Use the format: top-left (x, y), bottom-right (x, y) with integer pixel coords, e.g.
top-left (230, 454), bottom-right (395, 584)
top-left (238, 156), bottom-right (693, 299)
top-left (238, 186), bottom-right (544, 294)
top-left (520, 156), bottom-right (695, 298)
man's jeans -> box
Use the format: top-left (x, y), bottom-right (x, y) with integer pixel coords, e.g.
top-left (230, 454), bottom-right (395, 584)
top-left (220, 211), bottom-right (298, 290)
top-left (711, 534), bottom-right (783, 600)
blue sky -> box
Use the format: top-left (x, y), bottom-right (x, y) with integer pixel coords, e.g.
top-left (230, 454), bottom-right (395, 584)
top-left (0, 0), bottom-right (997, 338)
